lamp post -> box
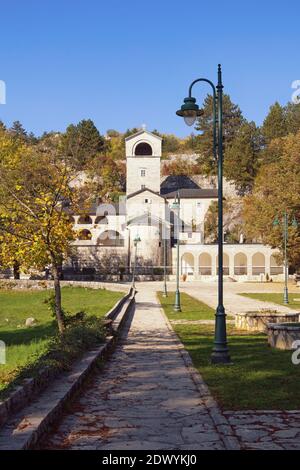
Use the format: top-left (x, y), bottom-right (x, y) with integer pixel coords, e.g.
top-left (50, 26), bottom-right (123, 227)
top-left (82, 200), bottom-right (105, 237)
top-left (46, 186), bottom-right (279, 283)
top-left (172, 191), bottom-right (181, 311)
top-left (176, 64), bottom-right (231, 364)
top-left (273, 210), bottom-right (298, 304)
top-left (162, 234), bottom-right (168, 297)
top-left (132, 234), bottom-right (141, 290)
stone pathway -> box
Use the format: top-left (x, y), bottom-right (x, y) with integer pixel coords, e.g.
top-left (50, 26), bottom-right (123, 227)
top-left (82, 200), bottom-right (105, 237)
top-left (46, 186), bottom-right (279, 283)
top-left (42, 288), bottom-right (230, 450)
top-left (183, 283), bottom-right (298, 316)
top-left (224, 411), bottom-right (300, 450)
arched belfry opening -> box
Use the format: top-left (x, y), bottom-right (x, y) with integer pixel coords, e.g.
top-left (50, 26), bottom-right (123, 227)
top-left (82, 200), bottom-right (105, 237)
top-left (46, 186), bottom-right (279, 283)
top-left (134, 142), bottom-right (153, 156)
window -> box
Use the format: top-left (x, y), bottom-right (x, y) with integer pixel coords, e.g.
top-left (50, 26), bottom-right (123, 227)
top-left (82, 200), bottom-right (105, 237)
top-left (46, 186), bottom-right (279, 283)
top-left (145, 198), bottom-right (148, 203)
top-left (140, 169), bottom-right (146, 177)
top-left (141, 185), bottom-right (145, 190)
top-left (135, 142), bottom-right (152, 156)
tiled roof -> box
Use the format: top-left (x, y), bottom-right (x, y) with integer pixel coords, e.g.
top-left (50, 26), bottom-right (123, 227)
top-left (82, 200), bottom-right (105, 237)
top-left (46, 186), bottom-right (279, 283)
top-left (162, 188), bottom-right (218, 199)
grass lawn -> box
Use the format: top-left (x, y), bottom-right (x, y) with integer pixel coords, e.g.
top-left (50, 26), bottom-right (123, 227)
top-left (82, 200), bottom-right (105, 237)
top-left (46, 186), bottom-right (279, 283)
top-left (159, 293), bottom-right (300, 410)
top-left (157, 291), bottom-right (215, 321)
top-left (239, 292), bottom-right (300, 310)
top-left (0, 287), bottom-right (123, 397)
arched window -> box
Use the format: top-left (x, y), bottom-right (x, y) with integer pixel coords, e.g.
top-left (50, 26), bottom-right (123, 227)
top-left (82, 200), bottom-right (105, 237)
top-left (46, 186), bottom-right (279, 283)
top-left (97, 230), bottom-right (124, 247)
top-left (181, 253), bottom-right (194, 275)
top-left (234, 252), bottom-right (247, 275)
top-left (134, 142), bottom-right (152, 156)
top-left (77, 215), bottom-right (93, 224)
top-left (270, 255), bottom-right (283, 275)
top-left (252, 253), bottom-right (265, 275)
top-left (217, 253), bottom-right (230, 275)
top-left (199, 253), bottom-right (212, 275)
top-left (94, 216), bottom-right (108, 225)
top-left (78, 229), bottom-right (92, 240)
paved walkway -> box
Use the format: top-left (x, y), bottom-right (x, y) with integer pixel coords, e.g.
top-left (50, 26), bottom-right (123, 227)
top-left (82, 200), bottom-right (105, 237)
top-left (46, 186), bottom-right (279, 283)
top-left (171, 281), bottom-right (298, 315)
top-left (43, 288), bottom-right (230, 450)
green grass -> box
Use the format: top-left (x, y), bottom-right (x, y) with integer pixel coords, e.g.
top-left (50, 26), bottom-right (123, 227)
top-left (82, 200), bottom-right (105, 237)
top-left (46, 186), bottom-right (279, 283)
top-left (159, 293), bottom-right (300, 410)
top-left (157, 292), bottom-right (215, 321)
top-left (0, 287), bottom-right (123, 396)
top-left (239, 292), bottom-right (300, 310)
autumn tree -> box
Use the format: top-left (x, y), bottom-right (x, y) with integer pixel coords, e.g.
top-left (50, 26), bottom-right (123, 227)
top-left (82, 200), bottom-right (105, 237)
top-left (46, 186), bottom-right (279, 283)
top-left (0, 132), bottom-right (88, 332)
top-left (243, 131), bottom-right (300, 269)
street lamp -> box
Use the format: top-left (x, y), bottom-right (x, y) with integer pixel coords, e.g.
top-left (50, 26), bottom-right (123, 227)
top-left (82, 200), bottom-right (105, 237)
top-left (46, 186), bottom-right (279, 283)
top-left (162, 230), bottom-right (168, 297)
top-left (273, 211), bottom-right (298, 304)
top-left (176, 64), bottom-right (231, 364)
top-left (171, 191), bottom-right (181, 312)
top-left (132, 233), bottom-right (141, 290)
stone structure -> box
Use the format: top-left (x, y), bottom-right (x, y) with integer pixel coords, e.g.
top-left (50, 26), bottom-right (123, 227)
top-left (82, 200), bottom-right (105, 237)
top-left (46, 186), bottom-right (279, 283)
top-left (267, 322), bottom-right (300, 349)
top-left (235, 311), bottom-right (300, 333)
top-left (67, 129), bottom-right (284, 281)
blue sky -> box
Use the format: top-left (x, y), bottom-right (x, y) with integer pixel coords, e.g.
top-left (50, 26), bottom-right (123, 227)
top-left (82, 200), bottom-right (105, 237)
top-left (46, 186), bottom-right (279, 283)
top-left (0, 0), bottom-right (299, 137)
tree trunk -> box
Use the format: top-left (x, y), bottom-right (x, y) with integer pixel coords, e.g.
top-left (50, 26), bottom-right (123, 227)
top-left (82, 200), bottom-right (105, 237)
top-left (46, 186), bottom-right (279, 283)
top-left (13, 261), bottom-right (20, 280)
top-left (51, 262), bottom-right (65, 333)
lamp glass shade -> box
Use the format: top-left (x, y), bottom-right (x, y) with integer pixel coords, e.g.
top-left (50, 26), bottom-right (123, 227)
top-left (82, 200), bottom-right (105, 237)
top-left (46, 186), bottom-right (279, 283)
top-left (176, 96), bottom-right (202, 127)
top-left (273, 217), bottom-right (280, 227)
top-left (292, 217), bottom-right (298, 228)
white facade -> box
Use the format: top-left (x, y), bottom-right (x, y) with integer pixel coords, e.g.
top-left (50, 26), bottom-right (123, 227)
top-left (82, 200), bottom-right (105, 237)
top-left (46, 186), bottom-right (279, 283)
top-left (69, 129), bottom-right (284, 281)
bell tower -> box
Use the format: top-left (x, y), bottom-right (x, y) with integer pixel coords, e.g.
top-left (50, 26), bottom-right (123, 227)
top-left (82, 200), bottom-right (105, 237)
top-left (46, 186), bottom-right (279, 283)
top-left (125, 129), bottom-right (162, 196)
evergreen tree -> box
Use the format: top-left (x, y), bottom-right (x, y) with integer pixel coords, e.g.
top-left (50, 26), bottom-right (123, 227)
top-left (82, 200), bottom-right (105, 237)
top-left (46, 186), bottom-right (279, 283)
top-left (195, 94), bottom-right (244, 174)
top-left (285, 101), bottom-right (300, 134)
top-left (62, 119), bottom-right (105, 169)
top-left (9, 120), bottom-right (27, 141)
top-left (0, 121), bottom-right (6, 133)
top-left (261, 102), bottom-right (287, 143)
top-left (224, 121), bottom-right (262, 195)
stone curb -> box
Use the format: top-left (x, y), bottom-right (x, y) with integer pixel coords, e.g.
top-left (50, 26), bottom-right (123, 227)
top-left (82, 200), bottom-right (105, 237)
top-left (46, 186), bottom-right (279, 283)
top-left (156, 294), bottom-right (241, 450)
top-left (0, 290), bottom-right (135, 450)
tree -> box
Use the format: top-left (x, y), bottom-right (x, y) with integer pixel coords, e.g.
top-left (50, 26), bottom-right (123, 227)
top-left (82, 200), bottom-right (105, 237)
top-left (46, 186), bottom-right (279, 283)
top-left (224, 121), bottom-right (262, 194)
top-left (285, 101), bottom-right (300, 134)
top-left (243, 131), bottom-right (300, 269)
top-left (204, 198), bottom-right (244, 243)
top-left (195, 94), bottom-right (244, 175)
top-left (261, 102), bottom-right (287, 144)
top-left (0, 133), bottom-right (88, 332)
top-left (9, 120), bottom-right (28, 141)
top-left (62, 119), bottom-right (105, 169)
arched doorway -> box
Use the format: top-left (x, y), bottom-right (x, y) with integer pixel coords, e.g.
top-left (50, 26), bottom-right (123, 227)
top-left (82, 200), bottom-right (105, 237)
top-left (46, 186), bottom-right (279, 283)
top-left (234, 252), bottom-right (247, 275)
top-left (252, 252), bottom-right (265, 275)
top-left (199, 253), bottom-right (212, 275)
top-left (181, 253), bottom-right (194, 275)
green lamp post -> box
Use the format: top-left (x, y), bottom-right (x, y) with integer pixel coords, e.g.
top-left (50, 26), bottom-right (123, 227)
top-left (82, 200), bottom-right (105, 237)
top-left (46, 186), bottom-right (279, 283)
top-left (176, 64), bottom-right (231, 364)
top-left (162, 231), bottom-right (168, 297)
top-left (171, 191), bottom-right (181, 311)
top-left (132, 233), bottom-right (141, 290)
top-left (273, 211), bottom-right (298, 304)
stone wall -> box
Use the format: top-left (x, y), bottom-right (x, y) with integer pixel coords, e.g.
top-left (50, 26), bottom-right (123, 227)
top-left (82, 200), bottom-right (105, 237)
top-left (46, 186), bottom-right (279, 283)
top-left (235, 311), bottom-right (300, 333)
top-left (267, 323), bottom-right (300, 350)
